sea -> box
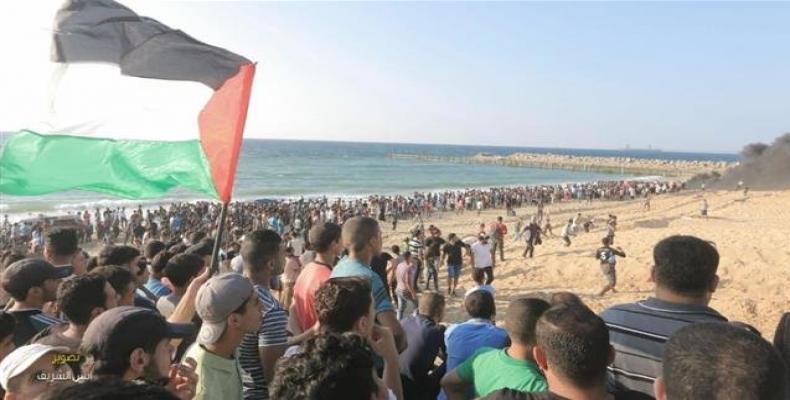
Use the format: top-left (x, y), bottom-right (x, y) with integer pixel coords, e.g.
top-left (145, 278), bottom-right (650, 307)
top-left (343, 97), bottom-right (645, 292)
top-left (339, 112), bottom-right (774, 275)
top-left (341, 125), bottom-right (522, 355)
top-left (0, 137), bottom-right (738, 219)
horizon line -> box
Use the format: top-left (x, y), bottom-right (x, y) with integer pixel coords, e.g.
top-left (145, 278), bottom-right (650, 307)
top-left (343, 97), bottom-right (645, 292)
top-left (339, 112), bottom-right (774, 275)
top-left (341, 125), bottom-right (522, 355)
top-left (240, 136), bottom-right (740, 157)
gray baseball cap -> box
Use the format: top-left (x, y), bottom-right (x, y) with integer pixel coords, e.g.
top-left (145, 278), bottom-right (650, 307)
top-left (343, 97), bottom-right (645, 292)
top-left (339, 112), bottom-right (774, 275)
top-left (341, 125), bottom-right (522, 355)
top-left (196, 273), bottom-right (255, 345)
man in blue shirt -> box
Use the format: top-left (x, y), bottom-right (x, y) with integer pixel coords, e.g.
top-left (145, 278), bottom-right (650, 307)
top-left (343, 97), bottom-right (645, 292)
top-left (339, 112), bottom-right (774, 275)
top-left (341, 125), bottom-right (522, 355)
top-left (439, 289), bottom-right (508, 400)
top-left (331, 216), bottom-right (407, 351)
top-left (444, 289), bottom-right (508, 371)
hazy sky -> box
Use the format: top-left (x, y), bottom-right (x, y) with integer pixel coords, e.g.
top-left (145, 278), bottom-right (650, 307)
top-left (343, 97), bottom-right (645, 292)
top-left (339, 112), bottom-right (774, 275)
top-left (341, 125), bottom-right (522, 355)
top-left (2, 1), bottom-right (789, 153)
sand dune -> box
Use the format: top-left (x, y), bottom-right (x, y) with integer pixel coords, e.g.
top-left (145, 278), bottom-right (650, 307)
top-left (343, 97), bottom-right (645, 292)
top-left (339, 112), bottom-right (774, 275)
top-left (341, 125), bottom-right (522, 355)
top-left (382, 189), bottom-right (790, 340)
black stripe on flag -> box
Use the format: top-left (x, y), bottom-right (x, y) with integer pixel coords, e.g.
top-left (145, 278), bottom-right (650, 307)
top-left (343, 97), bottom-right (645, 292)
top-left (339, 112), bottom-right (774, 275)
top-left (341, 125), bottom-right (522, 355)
top-left (52, 0), bottom-right (250, 90)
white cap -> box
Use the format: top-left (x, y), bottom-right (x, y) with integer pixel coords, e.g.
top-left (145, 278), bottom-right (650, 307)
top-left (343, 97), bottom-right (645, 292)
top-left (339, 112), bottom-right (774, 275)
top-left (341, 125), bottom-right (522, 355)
top-left (0, 344), bottom-right (69, 390)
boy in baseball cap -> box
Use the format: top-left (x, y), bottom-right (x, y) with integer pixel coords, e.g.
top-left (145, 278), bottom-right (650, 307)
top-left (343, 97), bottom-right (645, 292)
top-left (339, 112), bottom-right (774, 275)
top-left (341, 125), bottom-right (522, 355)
top-left (2, 259), bottom-right (72, 346)
top-left (81, 306), bottom-right (197, 398)
top-left (183, 273), bottom-right (262, 400)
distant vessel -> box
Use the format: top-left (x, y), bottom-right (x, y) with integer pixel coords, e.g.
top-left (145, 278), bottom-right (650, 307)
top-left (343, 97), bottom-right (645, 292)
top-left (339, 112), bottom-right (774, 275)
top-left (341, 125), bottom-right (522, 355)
top-left (622, 144), bottom-right (663, 152)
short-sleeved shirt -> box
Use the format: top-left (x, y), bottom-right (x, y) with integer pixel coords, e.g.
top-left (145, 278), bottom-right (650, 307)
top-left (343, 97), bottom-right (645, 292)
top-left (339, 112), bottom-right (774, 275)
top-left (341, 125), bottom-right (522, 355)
top-left (8, 309), bottom-right (63, 346)
top-left (331, 257), bottom-right (394, 314)
top-left (595, 247), bottom-right (617, 265)
top-left (456, 347), bottom-right (547, 397)
top-left (408, 237), bottom-right (424, 257)
top-left (239, 286), bottom-right (288, 400)
top-left (395, 262), bottom-right (415, 292)
top-left (30, 322), bottom-right (81, 352)
top-left (424, 237), bottom-right (446, 258)
top-left (145, 276), bottom-right (171, 298)
top-left (183, 343), bottom-right (243, 400)
top-left (600, 297), bottom-right (727, 396)
top-left (292, 261), bottom-right (333, 331)
top-left (442, 241), bottom-right (468, 266)
top-left (470, 242), bottom-right (493, 269)
top-left (156, 292), bottom-right (182, 319)
top-left (399, 314), bottom-right (446, 397)
top-left (445, 318), bottom-right (509, 372)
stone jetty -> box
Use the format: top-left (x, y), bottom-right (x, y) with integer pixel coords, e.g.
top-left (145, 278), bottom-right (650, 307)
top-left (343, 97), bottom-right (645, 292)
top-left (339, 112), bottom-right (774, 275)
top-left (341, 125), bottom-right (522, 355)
top-left (389, 152), bottom-right (737, 178)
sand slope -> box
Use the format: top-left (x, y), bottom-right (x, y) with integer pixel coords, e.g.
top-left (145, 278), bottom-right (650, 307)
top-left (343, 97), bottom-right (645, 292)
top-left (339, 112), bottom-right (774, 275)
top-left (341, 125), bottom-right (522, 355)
top-left (383, 190), bottom-right (790, 340)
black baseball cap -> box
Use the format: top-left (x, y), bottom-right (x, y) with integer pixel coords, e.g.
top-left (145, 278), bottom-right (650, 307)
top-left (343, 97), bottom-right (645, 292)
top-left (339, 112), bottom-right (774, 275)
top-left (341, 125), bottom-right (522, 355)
top-left (1, 258), bottom-right (72, 300)
top-left (82, 306), bottom-right (194, 362)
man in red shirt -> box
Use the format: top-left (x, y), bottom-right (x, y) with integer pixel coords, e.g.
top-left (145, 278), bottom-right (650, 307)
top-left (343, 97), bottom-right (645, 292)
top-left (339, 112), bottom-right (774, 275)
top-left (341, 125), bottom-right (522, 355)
top-left (290, 222), bottom-right (342, 333)
top-left (490, 216), bottom-right (508, 264)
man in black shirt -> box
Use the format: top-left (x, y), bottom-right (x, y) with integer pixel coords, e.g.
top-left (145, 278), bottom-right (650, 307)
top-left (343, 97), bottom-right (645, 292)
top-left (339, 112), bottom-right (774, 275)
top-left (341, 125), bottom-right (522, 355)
top-left (521, 219), bottom-right (543, 259)
top-left (399, 292), bottom-right (446, 400)
top-left (371, 252), bottom-right (394, 301)
top-left (441, 233), bottom-right (468, 296)
top-left (423, 229), bottom-right (446, 291)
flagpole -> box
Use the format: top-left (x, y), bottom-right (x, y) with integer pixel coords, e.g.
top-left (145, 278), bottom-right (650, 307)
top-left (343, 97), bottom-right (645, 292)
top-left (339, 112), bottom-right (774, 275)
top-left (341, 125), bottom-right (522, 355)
top-left (209, 202), bottom-right (229, 276)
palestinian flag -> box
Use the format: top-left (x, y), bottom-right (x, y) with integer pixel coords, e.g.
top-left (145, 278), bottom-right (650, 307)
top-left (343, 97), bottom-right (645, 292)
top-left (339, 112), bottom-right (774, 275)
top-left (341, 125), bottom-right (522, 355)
top-left (0, 0), bottom-right (255, 202)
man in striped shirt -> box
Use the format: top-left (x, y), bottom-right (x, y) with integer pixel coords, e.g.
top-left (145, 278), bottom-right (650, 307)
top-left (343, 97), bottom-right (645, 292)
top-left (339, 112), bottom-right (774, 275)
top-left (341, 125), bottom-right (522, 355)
top-left (239, 230), bottom-right (289, 400)
top-left (601, 235), bottom-right (727, 397)
top-left (408, 230), bottom-right (425, 291)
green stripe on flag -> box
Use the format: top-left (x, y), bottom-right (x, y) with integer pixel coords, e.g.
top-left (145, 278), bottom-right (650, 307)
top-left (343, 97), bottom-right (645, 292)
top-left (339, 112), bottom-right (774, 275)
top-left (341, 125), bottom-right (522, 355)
top-left (0, 130), bottom-right (218, 199)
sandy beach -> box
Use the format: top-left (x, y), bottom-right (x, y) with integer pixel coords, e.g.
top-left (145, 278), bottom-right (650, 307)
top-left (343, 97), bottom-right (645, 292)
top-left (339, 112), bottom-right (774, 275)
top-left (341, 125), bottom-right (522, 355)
top-left (383, 189), bottom-right (790, 340)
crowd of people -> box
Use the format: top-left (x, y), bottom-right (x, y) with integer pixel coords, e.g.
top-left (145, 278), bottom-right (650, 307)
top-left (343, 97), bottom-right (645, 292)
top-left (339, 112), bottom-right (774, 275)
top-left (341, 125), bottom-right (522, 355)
top-left (0, 177), bottom-right (787, 400)
top-left (1, 178), bottom-right (683, 252)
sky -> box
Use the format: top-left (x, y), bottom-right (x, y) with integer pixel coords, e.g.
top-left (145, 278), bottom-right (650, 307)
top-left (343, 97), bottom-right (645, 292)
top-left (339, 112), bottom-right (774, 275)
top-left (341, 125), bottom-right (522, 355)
top-left (1, 1), bottom-right (789, 153)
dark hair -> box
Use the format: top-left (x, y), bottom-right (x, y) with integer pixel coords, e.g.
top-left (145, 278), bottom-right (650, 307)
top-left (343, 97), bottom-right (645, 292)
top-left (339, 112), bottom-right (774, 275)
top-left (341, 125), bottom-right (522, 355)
top-left (168, 243), bottom-right (188, 254)
top-left (241, 230), bottom-right (282, 273)
top-left (143, 240), bottom-right (166, 260)
top-left (391, 245), bottom-right (400, 254)
top-left (0, 311), bottom-right (16, 341)
top-left (1, 252), bottom-right (25, 269)
top-left (775, 313), bottom-right (790, 376)
top-left (86, 256), bottom-right (99, 272)
top-left (464, 290), bottom-right (496, 319)
top-left (186, 238), bottom-right (214, 257)
top-left (663, 322), bottom-right (786, 400)
top-left (90, 266), bottom-right (135, 297)
top-left (402, 251), bottom-right (412, 259)
top-left (315, 277), bottom-right (373, 333)
top-left (506, 298), bottom-right (551, 345)
top-left (189, 231), bottom-right (207, 244)
top-left (98, 245), bottom-right (141, 267)
top-left (38, 376), bottom-right (179, 400)
top-left (536, 303), bottom-right (610, 387)
top-left (46, 228), bottom-right (79, 257)
top-left (549, 291), bottom-right (584, 307)
top-left (308, 222), bottom-right (342, 253)
top-left (342, 217), bottom-right (379, 253)
top-left (653, 235), bottom-right (719, 296)
top-left (418, 292), bottom-right (445, 320)
top-left (150, 251), bottom-right (174, 275)
top-left (163, 253), bottom-right (205, 288)
top-left (57, 274), bottom-right (109, 325)
top-left (270, 333), bottom-right (378, 400)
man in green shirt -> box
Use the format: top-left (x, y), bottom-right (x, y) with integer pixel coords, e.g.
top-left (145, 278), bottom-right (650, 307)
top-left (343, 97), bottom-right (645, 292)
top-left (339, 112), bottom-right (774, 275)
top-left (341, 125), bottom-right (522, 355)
top-left (183, 273), bottom-right (263, 400)
top-left (442, 297), bottom-right (551, 399)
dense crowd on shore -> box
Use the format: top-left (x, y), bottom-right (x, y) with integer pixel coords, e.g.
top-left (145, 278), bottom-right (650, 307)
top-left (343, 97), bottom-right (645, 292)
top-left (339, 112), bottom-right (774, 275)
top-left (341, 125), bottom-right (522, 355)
top-left (0, 177), bottom-right (787, 400)
top-left (1, 178), bottom-right (684, 251)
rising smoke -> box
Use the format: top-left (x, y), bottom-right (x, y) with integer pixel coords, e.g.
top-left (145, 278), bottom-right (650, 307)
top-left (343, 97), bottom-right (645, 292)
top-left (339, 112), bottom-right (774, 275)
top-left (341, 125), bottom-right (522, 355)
top-left (694, 133), bottom-right (790, 189)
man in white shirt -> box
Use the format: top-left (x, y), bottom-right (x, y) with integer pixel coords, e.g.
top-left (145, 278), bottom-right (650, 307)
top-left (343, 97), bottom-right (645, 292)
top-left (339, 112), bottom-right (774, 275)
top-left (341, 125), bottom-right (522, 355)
top-left (470, 234), bottom-right (494, 285)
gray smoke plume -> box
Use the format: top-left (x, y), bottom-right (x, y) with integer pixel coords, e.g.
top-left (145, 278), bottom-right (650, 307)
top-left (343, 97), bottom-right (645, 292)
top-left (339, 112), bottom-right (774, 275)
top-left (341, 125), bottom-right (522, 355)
top-left (695, 133), bottom-right (790, 189)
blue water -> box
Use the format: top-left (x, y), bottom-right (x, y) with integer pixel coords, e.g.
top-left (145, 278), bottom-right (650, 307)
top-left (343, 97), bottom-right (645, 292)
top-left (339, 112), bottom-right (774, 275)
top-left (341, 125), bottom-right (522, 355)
top-left (0, 138), bottom-right (738, 216)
